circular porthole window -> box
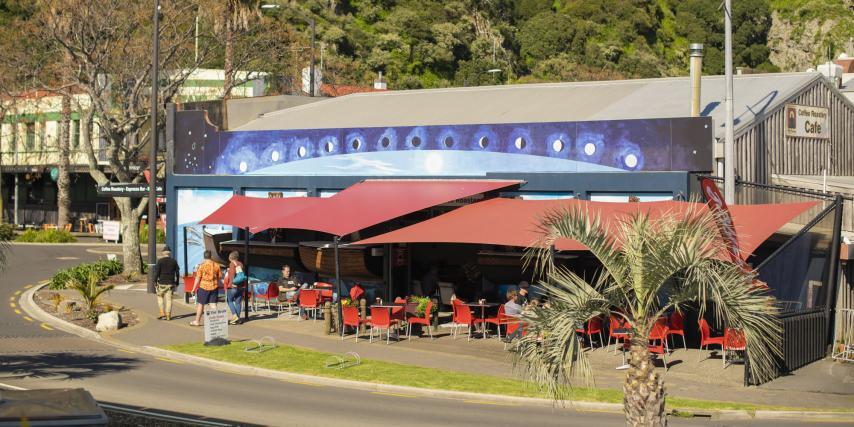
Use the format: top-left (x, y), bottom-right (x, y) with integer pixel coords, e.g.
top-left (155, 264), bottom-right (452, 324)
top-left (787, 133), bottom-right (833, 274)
top-left (624, 153), bottom-right (638, 168)
top-left (325, 141), bottom-right (334, 153)
top-left (271, 151), bottom-right (280, 161)
top-left (479, 136), bottom-right (489, 149)
top-left (552, 139), bottom-right (563, 152)
top-left (352, 138), bottom-right (361, 150)
top-left (381, 137), bottom-right (390, 148)
top-left (443, 136), bottom-right (454, 148)
top-left (411, 136), bottom-right (422, 147)
top-left (238, 161), bottom-right (248, 172)
top-left (584, 142), bottom-right (596, 156)
top-left (514, 137), bottom-right (526, 150)
top-left (298, 146), bottom-right (307, 158)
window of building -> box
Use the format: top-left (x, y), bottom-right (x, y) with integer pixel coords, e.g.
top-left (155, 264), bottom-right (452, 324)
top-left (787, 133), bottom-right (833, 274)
top-left (25, 122), bottom-right (35, 150)
top-left (71, 120), bottom-right (80, 149)
top-left (38, 122), bottom-right (47, 148)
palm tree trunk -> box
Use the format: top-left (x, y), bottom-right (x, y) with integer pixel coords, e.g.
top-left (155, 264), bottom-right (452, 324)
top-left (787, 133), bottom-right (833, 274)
top-left (57, 94), bottom-right (72, 228)
top-left (624, 334), bottom-right (666, 426)
top-left (222, 1), bottom-right (235, 100)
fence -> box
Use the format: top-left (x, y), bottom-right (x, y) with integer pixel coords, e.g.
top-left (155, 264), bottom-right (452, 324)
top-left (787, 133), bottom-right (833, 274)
top-left (833, 308), bottom-right (854, 363)
top-left (746, 308), bottom-right (830, 386)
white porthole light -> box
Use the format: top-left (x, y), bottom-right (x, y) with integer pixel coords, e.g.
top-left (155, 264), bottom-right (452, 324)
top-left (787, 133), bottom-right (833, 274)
top-left (238, 161), bottom-right (248, 172)
top-left (271, 151), bottom-right (280, 161)
top-left (479, 136), bottom-right (489, 149)
top-left (298, 146), bottom-right (306, 157)
top-left (552, 139), bottom-right (563, 152)
top-left (325, 141), bottom-right (334, 153)
top-left (624, 154), bottom-right (638, 168)
top-left (584, 142), bottom-right (596, 156)
top-left (514, 136), bottom-right (526, 150)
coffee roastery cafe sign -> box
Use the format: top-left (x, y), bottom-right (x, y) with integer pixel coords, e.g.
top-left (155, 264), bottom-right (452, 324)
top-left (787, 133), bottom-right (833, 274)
top-left (97, 183), bottom-right (165, 197)
top-left (785, 104), bottom-right (830, 139)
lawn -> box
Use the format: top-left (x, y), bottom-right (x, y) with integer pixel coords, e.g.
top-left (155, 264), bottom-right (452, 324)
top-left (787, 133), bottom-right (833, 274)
top-left (163, 341), bottom-right (836, 413)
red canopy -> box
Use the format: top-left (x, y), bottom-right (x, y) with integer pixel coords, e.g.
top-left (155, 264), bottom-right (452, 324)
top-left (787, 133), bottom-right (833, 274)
top-left (254, 179), bottom-right (521, 236)
top-left (198, 194), bottom-right (322, 231)
top-left (355, 198), bottom-right (818, 260)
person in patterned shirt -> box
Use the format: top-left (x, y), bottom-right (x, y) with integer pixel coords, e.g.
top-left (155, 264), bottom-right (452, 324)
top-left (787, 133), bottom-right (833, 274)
top-left (190, 250), bottom-right (222, 326)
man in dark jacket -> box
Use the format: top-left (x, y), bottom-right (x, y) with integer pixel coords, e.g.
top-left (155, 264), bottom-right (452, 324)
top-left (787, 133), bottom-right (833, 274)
top-left (153, 246), bottom-right (180, 320)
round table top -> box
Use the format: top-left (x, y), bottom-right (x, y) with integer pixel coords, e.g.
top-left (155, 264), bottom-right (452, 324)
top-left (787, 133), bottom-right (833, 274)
top-left (464, 302), bottom-right (500, 307)
top-left (371, 304), bottom-right (405, 309)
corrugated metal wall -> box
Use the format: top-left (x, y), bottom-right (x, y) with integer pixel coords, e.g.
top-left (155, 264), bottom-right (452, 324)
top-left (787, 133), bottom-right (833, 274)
top-left (836, 260), bottom-right (854, 344)
top-left (735, 80), bottom-right (854, 184)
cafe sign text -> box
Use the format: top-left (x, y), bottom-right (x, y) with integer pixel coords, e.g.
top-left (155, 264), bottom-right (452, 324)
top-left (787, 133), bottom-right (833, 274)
top-left (785, 104), bottom-right (830, 140)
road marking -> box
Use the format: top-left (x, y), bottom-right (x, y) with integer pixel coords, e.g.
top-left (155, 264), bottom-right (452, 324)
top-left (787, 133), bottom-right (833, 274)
top-left (23, 285), bottom-right (32, 289)
top-left (40, 323), bottom-right (54, 331)
top-left (214, 368), bottom-right (245, 376)
top-left (14, 290), bottom-right (22, 296)
top-left (117, 349), bottom-right (136, 354)
top-left (8, 296), bottom-right (14, 302)
top-left (9, 302), bottom-right (16, 309)
top-left (14, 309), bottom-right (22, 315)
top-left (281, 379), bottom-right (324, 387)
top-left (23, 316), bottom-right (33, 322)
top-left (156, 357), bottom-right (184, 364)
top-left (371, 391), bottom-right (417, 398)
top-left (463, 400), bottom-right (517, 406)
top-left (56, 256), bottom-right (79, 260)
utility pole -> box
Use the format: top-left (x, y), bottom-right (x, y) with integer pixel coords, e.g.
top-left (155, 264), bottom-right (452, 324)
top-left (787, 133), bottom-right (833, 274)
top-left (147, 0), bottom-right (160, 294)
top-left (309, 18), bottom-right (316, 97)
top-left (724, 0), bottom-right (735, 204)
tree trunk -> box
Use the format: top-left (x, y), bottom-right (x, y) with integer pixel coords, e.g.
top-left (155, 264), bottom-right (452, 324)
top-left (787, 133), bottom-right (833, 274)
top-left (222, 1), bottom-right (234, 100)
top-left (116, 197), bottom-right (143, 275)
top-left (57, 94), bottom-right (72, 228)
top-left (623, 333), bottom-right (666, 426)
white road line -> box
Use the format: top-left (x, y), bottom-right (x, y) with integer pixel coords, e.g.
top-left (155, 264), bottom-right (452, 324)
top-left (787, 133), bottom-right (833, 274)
top-left (0, 382), bottom-right (28, 390)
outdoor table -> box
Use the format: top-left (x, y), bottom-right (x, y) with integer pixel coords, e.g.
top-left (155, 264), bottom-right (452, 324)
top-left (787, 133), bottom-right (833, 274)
top-left (464, 302), bottom-right (499, 338)
top-left (613, 328), bottom-right (631, 370)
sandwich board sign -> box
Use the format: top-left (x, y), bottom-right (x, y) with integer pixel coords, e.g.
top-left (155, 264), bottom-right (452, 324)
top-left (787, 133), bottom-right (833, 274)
top-left (102, 220), bottom-right (121, 243)
top-left (203, 308), bottom-right (229, 343)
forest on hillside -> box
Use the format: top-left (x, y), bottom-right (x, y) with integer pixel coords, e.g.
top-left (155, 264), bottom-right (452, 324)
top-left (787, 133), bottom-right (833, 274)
top-left (1, 0), bottom-right (852, 93)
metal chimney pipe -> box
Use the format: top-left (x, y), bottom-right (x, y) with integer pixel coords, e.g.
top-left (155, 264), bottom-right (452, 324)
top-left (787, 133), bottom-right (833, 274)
top-left (689, 43), bottom-right (704, 117)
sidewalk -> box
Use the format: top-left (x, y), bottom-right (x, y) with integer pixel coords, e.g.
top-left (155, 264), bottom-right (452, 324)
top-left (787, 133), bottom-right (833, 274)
top-left (80, 286), bottom-right (854, 409)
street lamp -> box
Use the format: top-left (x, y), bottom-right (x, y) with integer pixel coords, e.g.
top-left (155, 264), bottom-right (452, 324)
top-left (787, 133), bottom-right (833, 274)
top-left (147, 0), bottom-right (159, 294)
top-left (486, 68), bottom-right (501, 85)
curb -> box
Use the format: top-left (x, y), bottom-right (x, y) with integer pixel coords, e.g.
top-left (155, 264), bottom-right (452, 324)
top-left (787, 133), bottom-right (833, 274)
top-left (20, 284), bottom-right (854, 422)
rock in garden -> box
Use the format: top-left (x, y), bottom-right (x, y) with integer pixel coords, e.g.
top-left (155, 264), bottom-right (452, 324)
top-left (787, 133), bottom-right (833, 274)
top-left (58, 300), bottom-right (78, 313)
top-left (96, 311), bottom-right (122, 332)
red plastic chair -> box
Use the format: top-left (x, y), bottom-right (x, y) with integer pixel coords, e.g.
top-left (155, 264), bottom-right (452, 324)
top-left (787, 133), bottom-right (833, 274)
top-left (666, 311), bottom-right (687, 351)
top-left (451, 303), bottom-right (484, 341)
top-left (391, 297), bottom-right (407, 322)
top-left (182, 275), bottom-right (196, 303)
top-left (576, 316), bottom-right (605, 348)
top-left (341, 306), bottom-right (370, 342)
top-left (299, 289), bottom-right (321, 321)
top-left (608, 314), bottom-right (631, 354)
top-left (369, 306), bottom-right (397, 344)
top-left (698, 318), bottom-right (725, 361)
top-left (349, 284), bottom-right (365, 301)
top-left (253, 282), bottom-right (280, 313)
top-left (649, 317), bottom-right (670, 370)
top-left (723, 328), bottom-right (746, 368)
top-left (406, 300), bottom-right (433, 340)
top-left (484, 305), bottom-right (513, 339)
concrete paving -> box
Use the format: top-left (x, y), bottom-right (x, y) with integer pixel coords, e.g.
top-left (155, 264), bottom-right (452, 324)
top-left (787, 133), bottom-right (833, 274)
top-left (99, 280), bottom-right (854, 410)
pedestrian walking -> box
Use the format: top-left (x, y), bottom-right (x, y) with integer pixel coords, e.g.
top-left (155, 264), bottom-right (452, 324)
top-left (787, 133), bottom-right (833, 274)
top-left (224, 251), bottom-right (246, 325)
top-left (153, 246), bottom-right (180, 320)
top-left (190, 250), bottom-right (222, 326)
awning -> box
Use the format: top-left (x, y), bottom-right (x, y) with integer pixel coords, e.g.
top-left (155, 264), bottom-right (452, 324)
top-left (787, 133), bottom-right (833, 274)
top-left (355, 198), bottom-right (818, 259)
top-left (254, 179), bottom-right (522, 236)
top-left (198, 194), bottom-right (322, 231)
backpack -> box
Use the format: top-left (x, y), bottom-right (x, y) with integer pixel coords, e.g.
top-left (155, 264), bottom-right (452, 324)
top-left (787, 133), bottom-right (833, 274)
top-left (233, 265), bottom-right (247, 285)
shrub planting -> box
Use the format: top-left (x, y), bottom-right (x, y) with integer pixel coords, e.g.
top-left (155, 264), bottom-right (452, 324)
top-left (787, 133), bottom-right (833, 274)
top-left (15, 229), bottom-right (77, 243)
top-left (49, 259), bottom-right (123, 290)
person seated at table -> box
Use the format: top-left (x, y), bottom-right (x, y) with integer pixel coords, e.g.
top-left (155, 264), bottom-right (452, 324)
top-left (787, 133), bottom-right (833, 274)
top-left (277, 264), bottom-right (301, 298)
top-left (503, 289), bottom-right (523, 317)
top-left (517, 281), bottom-right (531, 305)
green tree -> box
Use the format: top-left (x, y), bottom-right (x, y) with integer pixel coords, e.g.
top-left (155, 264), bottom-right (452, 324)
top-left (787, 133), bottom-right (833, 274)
top-left (517, 205), bottom-right (781, 426)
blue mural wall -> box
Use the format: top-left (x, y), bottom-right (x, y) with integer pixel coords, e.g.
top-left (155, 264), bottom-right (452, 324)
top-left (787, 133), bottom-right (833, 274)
top-left (173, 111), bottom-right (712, 176)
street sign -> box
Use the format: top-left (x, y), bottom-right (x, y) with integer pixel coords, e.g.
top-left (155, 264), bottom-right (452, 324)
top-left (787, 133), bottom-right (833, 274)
top-left (203, 308), bottom-right (229, 342)
top-left (784, 104), bottom-right (830, 139)
top-left (97, 183), bottom-right (165, 197)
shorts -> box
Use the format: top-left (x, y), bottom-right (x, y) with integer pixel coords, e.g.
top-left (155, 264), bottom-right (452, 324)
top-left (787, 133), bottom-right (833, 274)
top-left (196, 288), bottom-right (219, 305)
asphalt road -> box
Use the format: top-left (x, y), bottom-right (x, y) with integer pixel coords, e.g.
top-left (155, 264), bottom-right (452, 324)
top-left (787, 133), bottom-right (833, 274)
top-left (0, 244), bottom-right (835, 426)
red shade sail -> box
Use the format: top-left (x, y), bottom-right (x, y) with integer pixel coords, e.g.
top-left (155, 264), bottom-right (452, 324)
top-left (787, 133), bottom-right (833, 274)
top-left (355, 198), bottom-right (818, 260)
top-left (254, 179), bottom-right (521, 236)
top-left (198, 194), bottom-right (322, 231)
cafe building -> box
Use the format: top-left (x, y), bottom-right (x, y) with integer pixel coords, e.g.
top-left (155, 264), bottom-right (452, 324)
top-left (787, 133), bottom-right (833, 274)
top-left (166, 71), bottom-right (854, 382)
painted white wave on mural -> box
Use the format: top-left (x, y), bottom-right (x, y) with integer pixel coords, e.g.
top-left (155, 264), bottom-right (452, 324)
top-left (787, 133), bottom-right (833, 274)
top-left (245, 150), bottom-right (623, 176)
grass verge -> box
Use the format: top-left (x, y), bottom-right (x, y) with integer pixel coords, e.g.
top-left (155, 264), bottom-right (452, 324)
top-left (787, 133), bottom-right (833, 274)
top-left (163, 342), bottom-right (846, 413)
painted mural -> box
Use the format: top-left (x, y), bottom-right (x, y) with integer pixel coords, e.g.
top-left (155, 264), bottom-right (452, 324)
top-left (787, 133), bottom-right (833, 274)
top-left (173, 111), bottom-right (713, 176)
top-left (175, 188), bottom-right (233, 277)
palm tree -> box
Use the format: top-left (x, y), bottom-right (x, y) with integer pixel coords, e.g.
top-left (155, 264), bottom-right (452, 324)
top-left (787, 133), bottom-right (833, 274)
top-left (221, 0), bottom-right (261, 99)
top-left (517, 203), bottom-right (781, 426)
top-left (69, 272), bottom-right (115, 322)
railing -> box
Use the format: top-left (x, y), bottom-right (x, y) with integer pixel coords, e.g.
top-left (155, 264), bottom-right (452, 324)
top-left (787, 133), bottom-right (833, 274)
top-left (746, 308), bottom-right (829, 386)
